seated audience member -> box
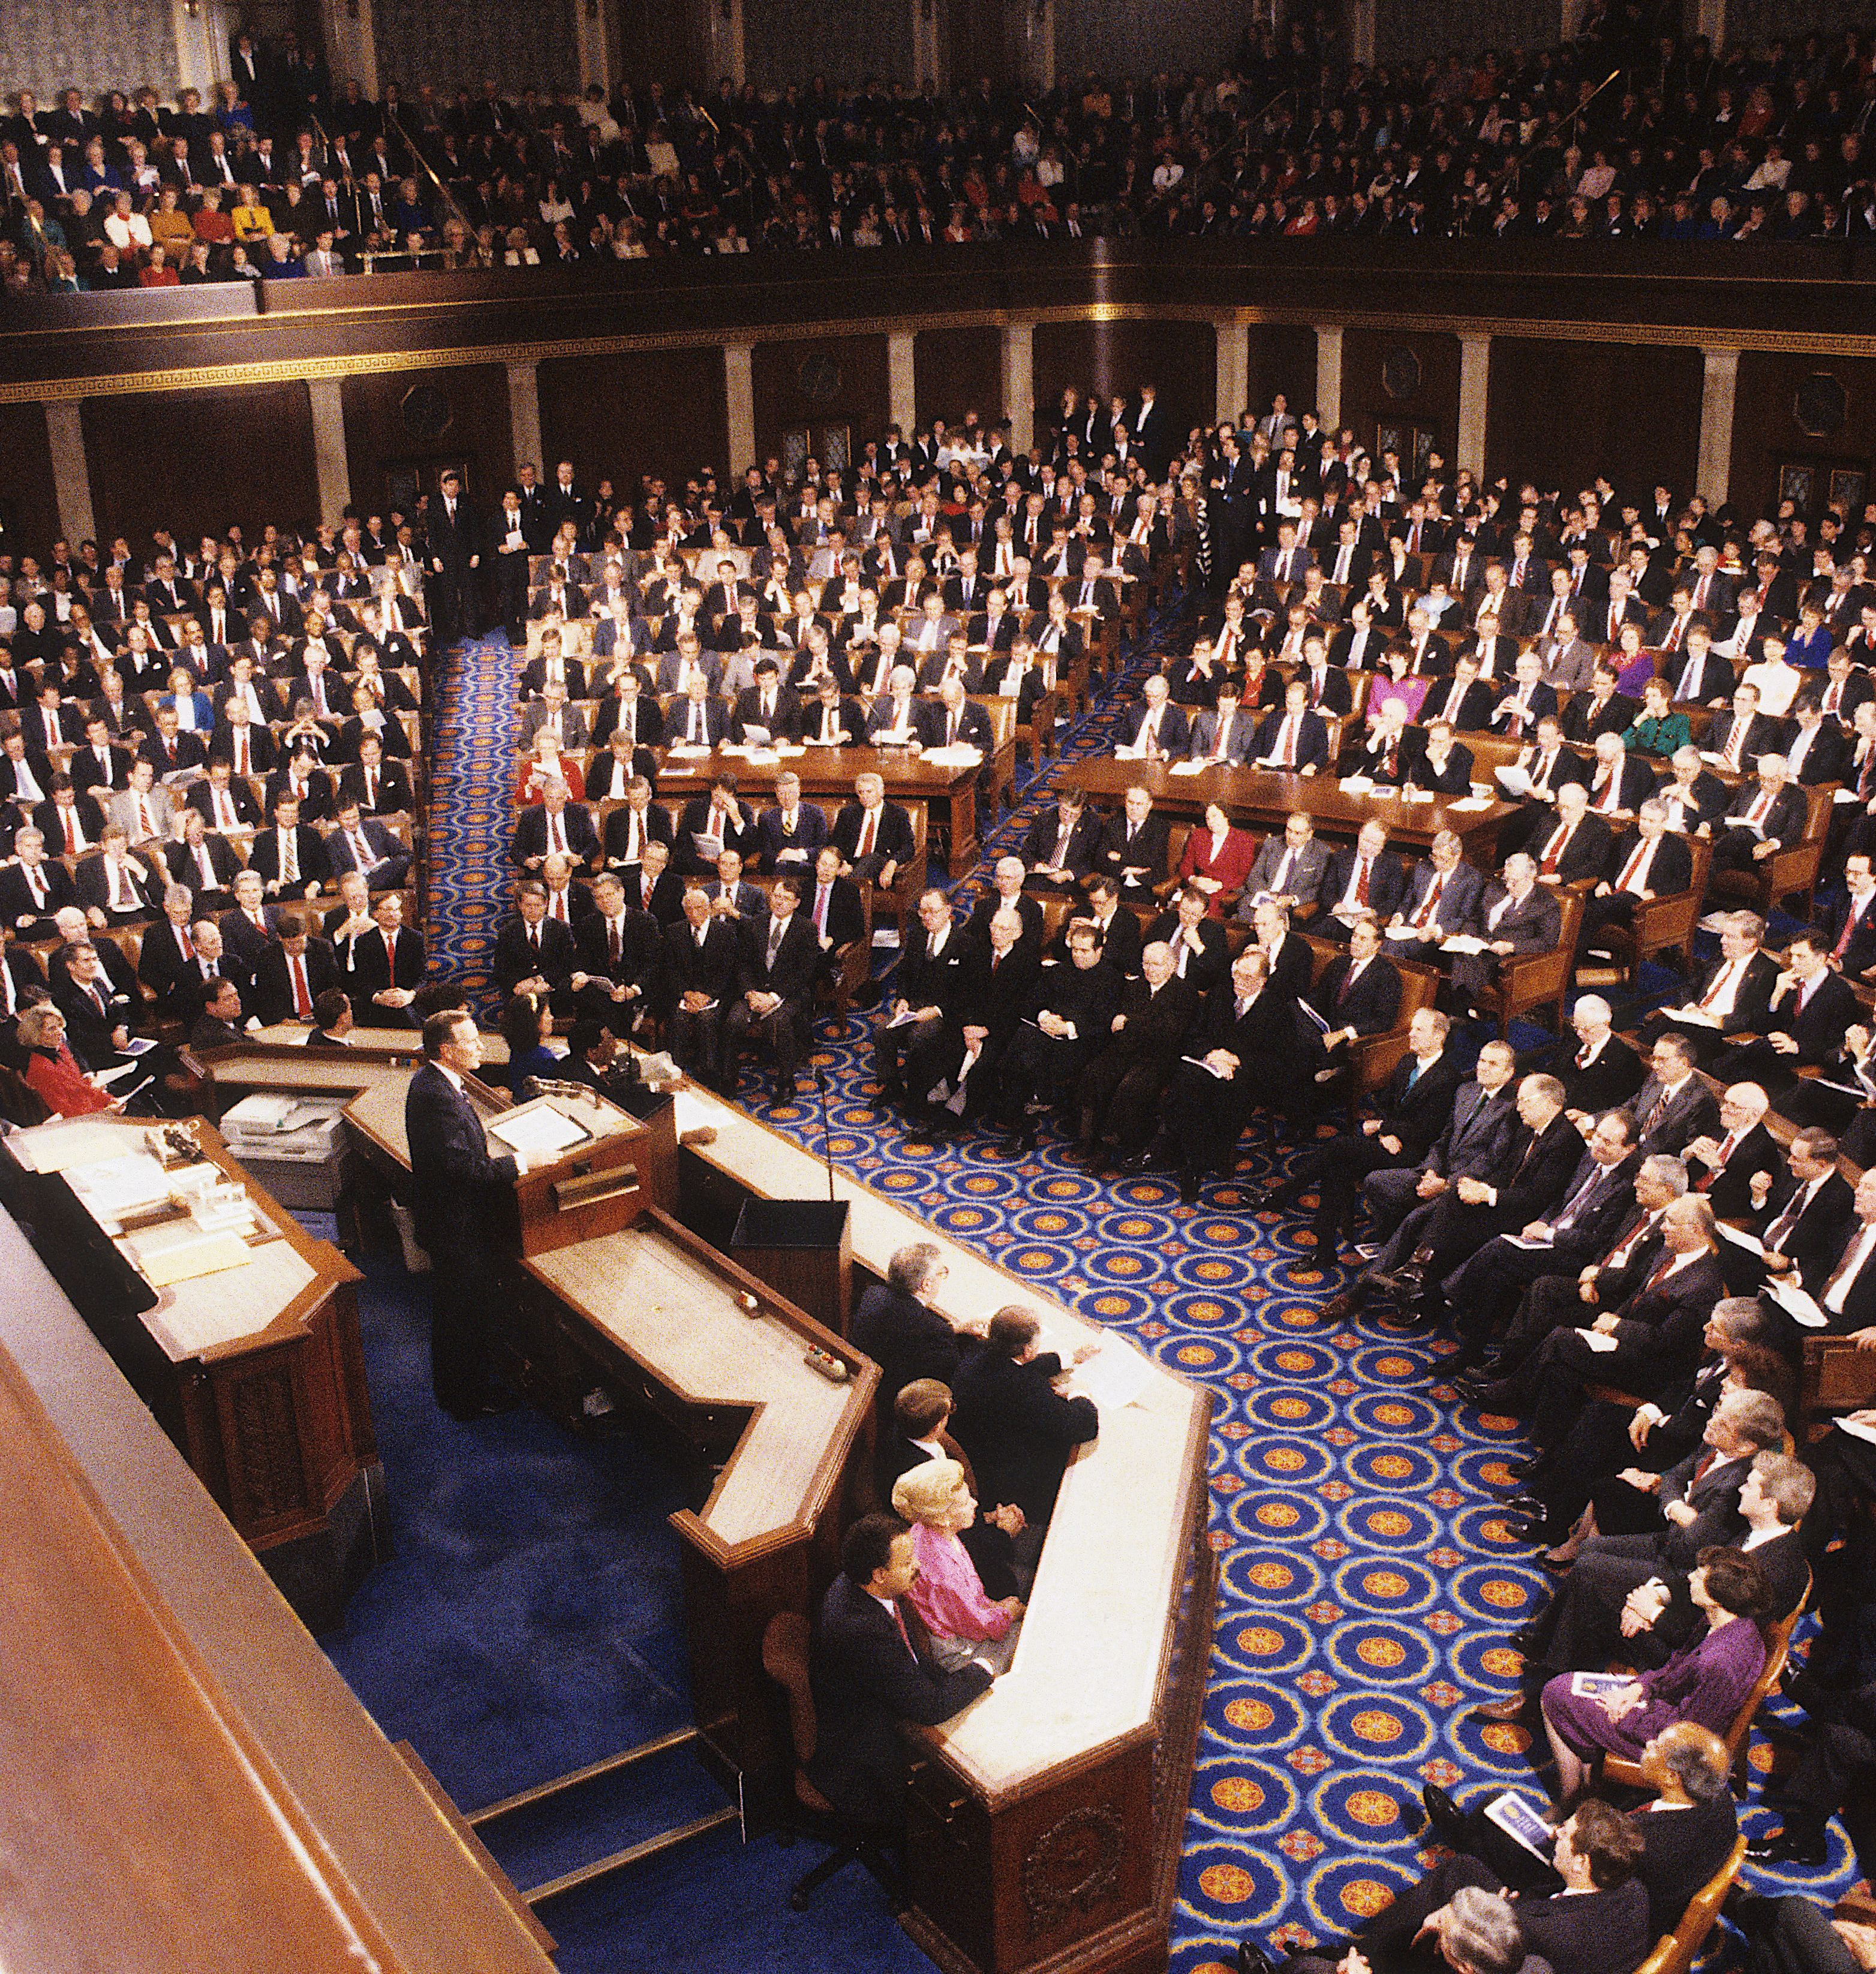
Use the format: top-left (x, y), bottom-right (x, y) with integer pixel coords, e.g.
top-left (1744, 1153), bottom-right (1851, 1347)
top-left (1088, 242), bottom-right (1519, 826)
top-left (1709, 753), bottom-right (1806, 877)
top-left (1173, 802), bottom-right (1257, 913)
top-left (754, 769), bottom-right (828, 875)
top-left (1093, 783), bottom-right (1171, 901)
top-left (1421, 1722), bottom-right (1736, 1940)
top-left (1383, 830), bottom-right (1484, 960)
top-left (1640, 912), bottom-right (1778, 1063)
top-left (904, 904), bottom-right (1038, 1135)
top-left (1320, 819), bottom-right (1407, 942)
top-left (342, 889), bottom-right (425, 1027)
top-left (1066, 940), bottom-right (1198, 1170)
top-left (1538, 1547), bottom-right (1772, 1803)
top-left (832, 772), bottom-right (914, 891)
top-left (991, 919), bottom-right (1122, 1150)
top-left (1333, 1039), bottom-right (1522, 1308)
top-left (16, 1003), bottom-right (119, 1118)
top-left (723, 873), bottom-right (817, 1102)
top-left (512, 776), bottom-right (600, 873)
top-left (876, 887), bottom-right (975, 1105)
top-left (1240, 811), bottom-right (1330, 925)
top-left (661, 886), bottom-right (739, 1093)
top-left (949, 1306), bottom-right (1099, 1527)
top-left (1147, 885), bottom-right (1230, 996)
top-left (889, 1460), bottom-right (1023, 1675)
top-left (1150, 948), bottom-right (1300, 1197)
top-left (1279, 1006), bottom-right (1462, 1253)
top-left (1236, 1804), bottom-right (1648, 1974)
top-left (307, 988), bottom-right (356, 1049)
top-left (190, 975), bottom-right (255, 1052)
top-left (493, 879), bottom-right (577, 1005)
top-left (805, 1513), bottom-right (994, 1826)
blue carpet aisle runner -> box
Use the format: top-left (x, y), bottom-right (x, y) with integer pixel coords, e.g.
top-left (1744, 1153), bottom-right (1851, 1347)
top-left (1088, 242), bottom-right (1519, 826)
top-left (361, 615), bottom-right (1854, 1974)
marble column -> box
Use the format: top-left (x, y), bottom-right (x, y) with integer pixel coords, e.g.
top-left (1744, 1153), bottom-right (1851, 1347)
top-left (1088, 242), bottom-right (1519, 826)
top-left (574, 0), bottom-right (616, 95)
top-left (1697, 346), bottom-right (1739, 508)
top-left (308, 378), bottom-right (351, 528)
top-left (44, 401), bottom-right (95, 550)
top-left (318, 0), bottom-right (379, 97)
top-left (1457, 333), bottom-right (1492, 479)
top-left (1215, 323), bottom-right (1248, 431)
top-left (172, 0), bottom-right (228, 105)
top-left (1001, 323), bottom-right (1035, 455)
top-left (888, 331), bottom-right (918, 437)
top-left (507, 360), bottom-right (544, 474)
top-left (1315, 326), bottom-right (1343, 432)
top-left (724, 342), bottom-right (756, 477)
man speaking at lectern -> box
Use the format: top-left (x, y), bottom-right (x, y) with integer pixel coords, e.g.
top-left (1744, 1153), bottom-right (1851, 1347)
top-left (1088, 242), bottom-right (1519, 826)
top-left (406, 1009), bottom-right (529, 1419)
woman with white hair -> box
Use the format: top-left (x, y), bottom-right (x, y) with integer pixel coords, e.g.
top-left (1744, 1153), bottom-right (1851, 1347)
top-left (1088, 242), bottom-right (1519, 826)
top-left (889, 1458), bottom-right (1024, 1675)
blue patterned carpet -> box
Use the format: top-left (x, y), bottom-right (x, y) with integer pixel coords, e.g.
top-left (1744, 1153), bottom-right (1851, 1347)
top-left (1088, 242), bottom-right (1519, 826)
top-left (408, 613), bottom-right (1856, 1974)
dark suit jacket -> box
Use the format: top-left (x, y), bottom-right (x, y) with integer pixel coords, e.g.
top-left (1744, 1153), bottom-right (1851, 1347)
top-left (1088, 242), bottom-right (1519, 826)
top-left (662, 915), bottom-right (739, 1008)
top-left (1477, 882), bottom-right (1563, 954)
top-left (248, 823), bottom-right (330, 893)
top-left (1630, 1073), bottom-right (1722, 1157)
top-left (492, 914), bottom-right (578, 995)
top-left (510, 802), bottom-right (602, 871)
top-left (1529, 811), bottom-right (1612, 884)
top-left (832, 799), bottom-right (915, 870)
top-left (1250, 706), bottom-right (1332, 771)
top-left (1758, 970), bottom-right (1860, 1065)
top-left (1718, 781), bottom-right (1806, 849)
top-left (1600, 826), bottom-right (1694, 898)
top-left (1322, 846), bottom-right (1409, 925)
top-left (895, 922), bottom-right (979, 1015)
top-left (404, 1060), bottom-right (516, 1254)
top-left (1549, 1033), bottom-right (1645, 1118)
top-left (805, 1573), bottom-right (993, 1825)
top-left (1309, 952), bottom-right (1402, 1036)
top-left (736, 909), bottom-right (820, 1005)
top-left (1370, 1046), bottom-right (1466, 1160)
top-left (1685, 949), bottom-right (1780, 1036)
top-left (1604, 1251), bottom-right (1730, 1391)
top-left (1751, 1170), bottom-right (1856, 1287)
top-left (852, 1281), bottom-right (972, 1410)
top-left (251, 939), bottom-right (341, 1025)
top-left (1019, 807), bottom-right (1104, 880)
top-left (951, 1343), bottom-right (1099, 1525)
top-left (1418, 1082), bottom-right (1518, 1180)
top-left (1390, 858), bottom-right (1485, 939)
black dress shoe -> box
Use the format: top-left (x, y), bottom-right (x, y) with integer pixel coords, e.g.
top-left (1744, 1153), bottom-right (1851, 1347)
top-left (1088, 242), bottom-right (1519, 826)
top-left (1367, 1265), bottom-right (1422, 1298)
top-left (1236, 1944), bottom-right (1279, 1974)
top-left (1422, 1783), bottom-right (1468, 1845)
top-left (1178, 1169), bottom-right (1202, 1203)
top-left (1451, 1376), bottom-right (1499, 1404)
top-left (1507, 1455), bottom-right (1544, 1483)
top-left (1745, 1829), bottom-right (1829, 1868)
top-left (1502, 1515), bottom-right (1550, 1546)
top-left (1504, 1495), bottom-right (1548, 1518)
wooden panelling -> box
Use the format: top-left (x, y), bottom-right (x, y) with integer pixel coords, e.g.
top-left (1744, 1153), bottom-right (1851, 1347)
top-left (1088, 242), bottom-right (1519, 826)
top-left (339, 363), bottom-right (515, 519)
top-left (537, 347), bottom-right (729, 505)
top-left (0, 403), bottom-right (62, 559)
top-left (1484, 338), bottom-right (1704, 508)
top-left (1340, 328), bottom-right (1462, 474)
top-left (1243, 325), bottom-right (1322, 431)
top-left (1729, 350), bottom-right (1876, 526)
top-left (914, 325), bottom-right (1006, 434)
top-left (751, 333), bottom-right (889, 476)
top-left (1032, 319), bottom-right (1217, 453)
top-left (81, 384), bottom-right (318, 554)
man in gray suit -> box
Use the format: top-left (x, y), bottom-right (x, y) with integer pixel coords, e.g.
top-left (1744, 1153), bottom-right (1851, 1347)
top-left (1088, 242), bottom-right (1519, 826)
top-left (1383, 831), bottom-right (1484, 959)
top-left (518, 679), bottom-right (591, 750)
top-left (1448, 852), bottom-right (1562, 1010)
top-left (1537, 608), bottom-right (1599, 690)
top-left (1628, 1033), bottom-right (1721, 1156)
top-left (1237, 812), bottom-right (1331, 924)
top-left (108, 757), bottom-right (178, 847)
top-left (1187, 680), bottom-right (1256, 766)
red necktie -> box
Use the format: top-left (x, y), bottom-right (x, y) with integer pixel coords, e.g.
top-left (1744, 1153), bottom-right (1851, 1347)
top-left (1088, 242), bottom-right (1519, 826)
top-left (1412, 873), bottom-right (1444, 926)
top-left (63, 811), bottom-right (79, 854)
top-left (1355, 859), bottom-right (1370, 905)
top-left (1695, 1133), bottom-right (1736, 1193)
top-left (1540, 823), bottom-right (1570, 876)
top-left (858, 809), bottom-right (877, 859)
top-left (1616, 841), bottom-right (1649, 893)
top-left (291, 953), bottom-right (312, 1019)
top-left (1834, 900), bottom-right (1869, 959)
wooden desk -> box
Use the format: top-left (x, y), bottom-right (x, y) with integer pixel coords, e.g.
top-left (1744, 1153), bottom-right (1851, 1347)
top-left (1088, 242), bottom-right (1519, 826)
top-left (654, 744), bottom-right (983, 876)
top-left (0, 1115), bottom-right (380, 1632)
top-left (193, 1041), bottom-right (1217, 1974)
top-left (0, 1211), bottom-right (557, 1974)
top-left (1061, 756), bottom-right (1520, 871)
top-left (662, 1081), bottom-right (1217, 1974)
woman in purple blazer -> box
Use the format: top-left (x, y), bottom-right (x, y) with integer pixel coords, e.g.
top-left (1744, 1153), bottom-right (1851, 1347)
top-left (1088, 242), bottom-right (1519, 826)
top-left (1541, 1547), bottom-right (1768, 1802)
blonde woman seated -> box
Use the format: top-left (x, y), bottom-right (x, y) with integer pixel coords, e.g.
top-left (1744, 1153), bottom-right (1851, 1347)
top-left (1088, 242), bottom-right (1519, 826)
top-left (519, 724), bottom-right (587, 803)
top-left (890, 1460), bottom-right (1024, 1675)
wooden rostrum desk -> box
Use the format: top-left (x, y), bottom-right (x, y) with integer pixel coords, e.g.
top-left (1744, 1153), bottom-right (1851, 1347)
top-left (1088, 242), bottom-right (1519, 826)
top-left (195, 1039), bottom-right (1218, 1974)
top-left (0, 1111), bottom-right (381, 1632)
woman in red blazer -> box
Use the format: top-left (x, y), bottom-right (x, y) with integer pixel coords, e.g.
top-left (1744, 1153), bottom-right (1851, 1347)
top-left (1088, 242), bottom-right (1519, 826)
top-left (1174, 801), bottom-right (1258, 916)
